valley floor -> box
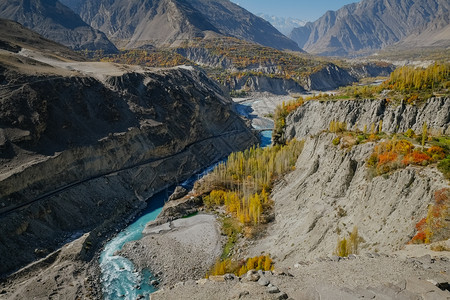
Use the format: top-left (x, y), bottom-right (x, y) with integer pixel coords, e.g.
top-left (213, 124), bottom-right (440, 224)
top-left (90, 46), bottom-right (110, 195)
top-left (151, 242), bottom-right (450, 299)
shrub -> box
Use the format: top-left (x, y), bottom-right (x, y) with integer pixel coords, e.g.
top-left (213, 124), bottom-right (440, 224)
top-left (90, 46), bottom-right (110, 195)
top-left (335, 238), bottom-right (348, 257)
top-left (332, 137), bottom-right (341, 146)
top-left (428, 146), bottom-right (446, 160)
top-left (378, 152), bottom-right (398, 165)
top-left (404, 129), bottom-right (415, 138)
top-left (367, 137), bottom-right (449, 176)
top-left (394, 140), bottom-right (414, 155)
top-left (367, 154), bottom-right (378, 167)
top-left (209, 255), bottom-right (274, 277)
top-left (334, 226), bottom-right (360, 257)
top-left (356, 135), bottom-right (366, 144)
top-left (411, 151), bottom-right (431, 165)
top-left (410, 188), bottom-right (449, 244)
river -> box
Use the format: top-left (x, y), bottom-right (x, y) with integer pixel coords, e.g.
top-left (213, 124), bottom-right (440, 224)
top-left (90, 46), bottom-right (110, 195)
top-left (99, 98), bottom-right (275, 299)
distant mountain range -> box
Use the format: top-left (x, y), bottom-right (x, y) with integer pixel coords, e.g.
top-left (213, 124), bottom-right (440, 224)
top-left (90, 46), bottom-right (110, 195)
top-left (60, 0), bottom-right (301, 51)
top-left (289, 0), bottom-right (450, 56)
top-left (0, 0), bottom-right (300, 52)
top-left (0, 0), bottom-right (118, 53)
top-left (257, 14), bottom-right (306, 36)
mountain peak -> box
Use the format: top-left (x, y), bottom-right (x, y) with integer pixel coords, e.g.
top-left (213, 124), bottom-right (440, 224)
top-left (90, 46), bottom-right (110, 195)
top-left (257, 14), bottom-right (306, 36)
top-left (289, 0), bottom-right (450, 56)
top-left (61, 0), bottom-right (301, 51)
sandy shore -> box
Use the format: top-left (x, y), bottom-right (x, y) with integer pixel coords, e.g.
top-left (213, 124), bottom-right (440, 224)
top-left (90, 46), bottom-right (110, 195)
top-left (120, 214), bottom-right (224, 288)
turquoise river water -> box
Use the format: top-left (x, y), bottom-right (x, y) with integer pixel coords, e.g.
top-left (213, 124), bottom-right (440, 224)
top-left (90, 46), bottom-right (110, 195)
top-left (100, 101), bottom-right (272, 299)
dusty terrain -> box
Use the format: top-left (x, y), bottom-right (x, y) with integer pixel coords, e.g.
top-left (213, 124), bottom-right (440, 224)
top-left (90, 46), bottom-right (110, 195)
top-left (151, 243), bottom-right (450, 299)
top-left (0, 233), bottom-right (101, 300)
top-left (121, 214), bottom-right (223, 288)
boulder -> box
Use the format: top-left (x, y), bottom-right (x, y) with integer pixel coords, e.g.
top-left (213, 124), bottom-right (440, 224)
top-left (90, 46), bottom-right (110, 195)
top-left (168, 186), bottom-right (188, 201)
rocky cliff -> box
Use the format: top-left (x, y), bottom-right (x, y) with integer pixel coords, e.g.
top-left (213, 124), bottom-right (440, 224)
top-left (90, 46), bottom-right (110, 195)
top-left (175, 47), bottom-right (393, 94)
top-left (249, 98), bottom-right (450, 266)
top-left (285, 97), bottom-right (450, 139)
top-left (0, 51), bottom-right (257, 275)
top-left (289, 0), bottom-right (450, 56)
top-left (227, 76), bottom-right (305, 95)
top-left (251, 133), bottom-right (449, 264)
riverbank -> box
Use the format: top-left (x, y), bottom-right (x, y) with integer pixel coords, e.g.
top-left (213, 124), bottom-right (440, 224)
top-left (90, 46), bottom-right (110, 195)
top-left (120, 214), bottom-right (223, 288)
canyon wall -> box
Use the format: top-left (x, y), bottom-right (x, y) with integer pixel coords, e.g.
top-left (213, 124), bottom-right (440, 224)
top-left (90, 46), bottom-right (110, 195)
top-left (0, 66), bottom-right (257, 275)
top-left (250, 98), bottom-right (449, 266)
top-left (285, 97), bottom-right (450, 139)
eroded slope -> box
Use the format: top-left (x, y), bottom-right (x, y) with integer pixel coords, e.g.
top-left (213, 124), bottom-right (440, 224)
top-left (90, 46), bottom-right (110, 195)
top-left (0, 34), bottom-right (257, 277)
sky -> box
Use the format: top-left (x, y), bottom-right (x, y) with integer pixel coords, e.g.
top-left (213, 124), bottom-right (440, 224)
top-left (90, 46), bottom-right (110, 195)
top-left (231, 0), bottom-right (360, 21)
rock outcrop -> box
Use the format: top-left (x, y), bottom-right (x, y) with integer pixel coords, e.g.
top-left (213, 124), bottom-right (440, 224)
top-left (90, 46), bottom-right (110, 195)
top-left (285, 97), bottom-right (450, 139)
top-left (249, 98), bottom-right (450, 266)
top-left (251, 133), bottom-right (449, 265)
top-left (0, 44), bottom-right (257, 275)
top-left (228, 76), bottom-right (305, 95)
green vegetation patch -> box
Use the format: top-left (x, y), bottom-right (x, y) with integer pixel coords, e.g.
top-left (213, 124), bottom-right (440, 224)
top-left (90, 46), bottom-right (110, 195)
top-left (99, 49), bottom-right (193, 68)
top-left (321, 63), bottom-right (449, 103)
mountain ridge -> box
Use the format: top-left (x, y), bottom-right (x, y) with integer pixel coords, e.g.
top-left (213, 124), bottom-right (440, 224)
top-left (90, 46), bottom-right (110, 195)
top-left (289, 0), bottom-right (450, 56)
top-left (61, 0), bottom-right (302, 51)
top-left (0, 0), bottom-right (118, 53)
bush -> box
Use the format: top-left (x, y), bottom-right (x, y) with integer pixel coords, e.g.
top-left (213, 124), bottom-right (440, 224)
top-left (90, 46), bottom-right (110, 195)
top-left (332, 137), bottom-right (341, 146)
top-left (428, 146), bottom-right (446, 160)
top-left (404, 129), bottom-right (415, 138)
top-left (334, 226), bottom-right (359, 257)
top-left (411, 188), bottom-right (449, 244)
top-left (438, 158), bottom-right (450, 179)
top-left (367, 153), bottom-right (378, 167)
top-left (208, 255), bottom-right (274, 277)
top-left (367, 137), bottom-right (449, 176)
top-left (356, 135), bottom-right (366, 144)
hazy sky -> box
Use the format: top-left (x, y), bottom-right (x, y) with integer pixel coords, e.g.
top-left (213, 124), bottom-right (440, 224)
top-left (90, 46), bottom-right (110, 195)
top-left (231, 0), bottom-right (360, 21)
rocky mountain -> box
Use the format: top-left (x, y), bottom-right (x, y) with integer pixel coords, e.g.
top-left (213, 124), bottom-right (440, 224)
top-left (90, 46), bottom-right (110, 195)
top-left (289, 0), bottom-right (450, 56)
top-left (257, 14), bottom-right (306, 36)
top-left (393, 12), bottom-right (450, 48)
top-left (0, 23), bottom-right (257, 277)
top-left (60, 0), bottom-right (301, 51)
top-left (0, 0), bottom-right (117, 53)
